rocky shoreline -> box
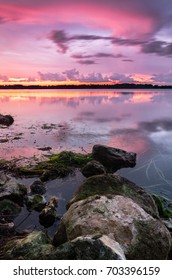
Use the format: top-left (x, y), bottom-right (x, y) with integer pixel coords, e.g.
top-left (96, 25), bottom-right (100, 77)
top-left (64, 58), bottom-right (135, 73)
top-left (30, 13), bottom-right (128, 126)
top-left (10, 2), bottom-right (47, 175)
top-left (0, 142), bottom-right (172, 259)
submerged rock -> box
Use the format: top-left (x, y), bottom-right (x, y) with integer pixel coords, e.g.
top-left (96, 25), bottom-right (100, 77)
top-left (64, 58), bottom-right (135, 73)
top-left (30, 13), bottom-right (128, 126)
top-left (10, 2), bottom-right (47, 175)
top-left (0, 177), bottom-right (27, 205)
top-left (26, 194), bottom-right (46, 211)
top-left (81, 160), bottom-right (106, 177)
top-left (67, 174), bottom-right (158, 218)
top-left (92, 144), bottom-right (136, 172)
top-left (39, 196), bottom-right (58, 227)
top-left (29, 180), bottom-right (46, 195)
top-left (53, 194), bottom-right (171, 259)
top-left (4, 231), bottom-right (53, 259)
top-left (0, 114), bottom-right (14, 126)
top-left (52, 235), bottom-right (125, 260)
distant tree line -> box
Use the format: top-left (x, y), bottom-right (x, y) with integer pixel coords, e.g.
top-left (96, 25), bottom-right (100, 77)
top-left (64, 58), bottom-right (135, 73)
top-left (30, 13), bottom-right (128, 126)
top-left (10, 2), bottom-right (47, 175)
top-left (0, 83), bottom-right (172, 90)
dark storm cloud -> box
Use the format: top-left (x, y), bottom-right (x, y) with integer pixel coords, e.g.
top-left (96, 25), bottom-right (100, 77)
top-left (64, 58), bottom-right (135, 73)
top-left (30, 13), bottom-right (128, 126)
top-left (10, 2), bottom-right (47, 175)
top-left (48, 29), bottom-right (147, 53)
top-left (142, 41), bottom-right (172, 57)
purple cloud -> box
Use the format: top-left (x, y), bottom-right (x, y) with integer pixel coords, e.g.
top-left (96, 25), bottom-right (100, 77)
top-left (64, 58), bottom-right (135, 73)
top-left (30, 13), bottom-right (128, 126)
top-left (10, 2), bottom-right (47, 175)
top-left (62, 68), bottom-right (79, 80)
top-left (77, 60), bottom-right (96, 65)
top-left (142, 40), bottom-right (172, 57)
top-left (38, 71), bottom-right (66, 81)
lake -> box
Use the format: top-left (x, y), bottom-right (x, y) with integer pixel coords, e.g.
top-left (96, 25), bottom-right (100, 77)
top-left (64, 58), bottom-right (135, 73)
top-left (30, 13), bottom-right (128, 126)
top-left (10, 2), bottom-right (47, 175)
top-left (1, 89), bottom-right (172, 233)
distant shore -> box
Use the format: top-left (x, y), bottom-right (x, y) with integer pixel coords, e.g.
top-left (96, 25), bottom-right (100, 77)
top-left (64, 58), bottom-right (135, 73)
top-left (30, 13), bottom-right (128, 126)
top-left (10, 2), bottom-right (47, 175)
top-left (0, 83), bottom-right (172, 90)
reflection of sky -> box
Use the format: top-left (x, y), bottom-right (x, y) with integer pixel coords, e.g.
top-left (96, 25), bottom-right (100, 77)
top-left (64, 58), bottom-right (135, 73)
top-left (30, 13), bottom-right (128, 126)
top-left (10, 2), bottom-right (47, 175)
top-left (1, 89), bottom-right (172, 197)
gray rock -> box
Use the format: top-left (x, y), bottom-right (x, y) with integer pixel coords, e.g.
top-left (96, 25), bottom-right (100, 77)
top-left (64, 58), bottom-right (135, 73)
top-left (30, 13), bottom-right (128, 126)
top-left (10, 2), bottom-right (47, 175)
top-left (26, 194), bottom-right (46, 211)
top-left (29, 180), bottom-right (46, 195)
top-left (0, 171), bottom-right (8, 186)
top-left (92, 144), bottom-right (136, 172)
top-left (4, 231), bottom-right (53, 259)
top-left (39, 196), bottom-right (58, 227)
top-left (0, 114), bottom-right (14, 126)
top-left (52, 235), bottom-right (126, 260)
top-left (81, 160), bottom-right (106, 177)
top-left (67, 174), bottom-right (158, 218)
top-left (54, 194), bottom-right (171, 259)
top-left (0, 177), bottom-right (27, 205)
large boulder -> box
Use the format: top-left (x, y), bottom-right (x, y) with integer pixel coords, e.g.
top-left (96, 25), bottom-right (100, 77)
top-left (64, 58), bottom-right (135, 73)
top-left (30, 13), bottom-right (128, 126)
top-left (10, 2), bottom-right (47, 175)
top-left (66, 174), bottom-right (158, 218)
top-left (51, 235), bottom-right (126, 260)
top-left (92, 144), bottom-right (136, 172)
top-left (0, 114), bottom-right (14, 126)
top-left (4, 231), bottom-right (53, 259)
top-left (0, 177), bottom-right (27, 205)
top-left (53, 194), bottom-right (171, 259)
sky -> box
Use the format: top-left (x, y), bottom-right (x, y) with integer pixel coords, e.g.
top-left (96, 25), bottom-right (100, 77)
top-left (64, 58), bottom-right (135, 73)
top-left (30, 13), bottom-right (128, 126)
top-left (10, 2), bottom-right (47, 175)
top-left (0, 0), bottom-right (172, 84)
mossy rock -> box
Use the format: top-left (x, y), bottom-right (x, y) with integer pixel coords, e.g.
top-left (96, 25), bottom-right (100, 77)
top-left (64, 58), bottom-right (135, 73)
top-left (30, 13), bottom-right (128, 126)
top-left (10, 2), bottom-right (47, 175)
top-left (4, 231), bottom-right (53, 259)
top-left (127, 219), bottom-right (171, 259)
top-left (26, 194), bottom-right (46, 211)
top-left (12, 151), bottom-right (92, 180)
top-left (0, 199), bottom-right (21, 221)
top-left (67, 174), bottom-right (159, 218)
top-left (153, 195), bottom-right (172, 218)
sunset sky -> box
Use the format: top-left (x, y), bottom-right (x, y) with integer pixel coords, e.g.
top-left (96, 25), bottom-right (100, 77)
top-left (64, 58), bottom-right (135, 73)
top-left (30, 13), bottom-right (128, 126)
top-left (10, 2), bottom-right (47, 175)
top-left (0, 0), bottom-right (172, 84)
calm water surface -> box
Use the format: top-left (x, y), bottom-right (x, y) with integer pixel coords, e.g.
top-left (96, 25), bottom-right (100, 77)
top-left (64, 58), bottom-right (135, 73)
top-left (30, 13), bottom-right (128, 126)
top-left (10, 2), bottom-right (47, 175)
top-left (1, 89), bottom-right (172, 232)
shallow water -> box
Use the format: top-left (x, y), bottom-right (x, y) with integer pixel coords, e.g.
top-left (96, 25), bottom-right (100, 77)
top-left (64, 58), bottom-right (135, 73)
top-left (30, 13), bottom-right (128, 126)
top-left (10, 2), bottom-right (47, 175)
top-left (1, 89), bottom-right (172, 233)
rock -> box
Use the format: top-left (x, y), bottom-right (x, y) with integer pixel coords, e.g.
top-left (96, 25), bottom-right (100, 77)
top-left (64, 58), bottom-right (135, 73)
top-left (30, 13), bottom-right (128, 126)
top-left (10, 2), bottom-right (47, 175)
top-left (26, 194), bottom-right (46, 212)
top-left (81, 160), bottom-right (106, 177)
top-left (53, 195), bottom-right (171, 259)
top-left (39, 197), bottom-right (58, 227)
top-left (0, 199), bottom-right (21, 222)
top-left (0, 177), bottom-right (27, 205)
top-left (0, 221), bottom-right (15, 235)
top-left (67, 174), bottom-right (158, 218)
top-left (38, 146), bottom-right (52, 151)
top-left (0, 114), bottom-right (14, 126)
top-left (51, 235), bottom-right (126, 260)
top-left (0, 171), bottom-right (8, 185)
top-left (4, 231), bottom-right (53, 259)
top-left (92, 144), bottom-right (136, 172)
top-left (29, 180), bottom-right (46, 195)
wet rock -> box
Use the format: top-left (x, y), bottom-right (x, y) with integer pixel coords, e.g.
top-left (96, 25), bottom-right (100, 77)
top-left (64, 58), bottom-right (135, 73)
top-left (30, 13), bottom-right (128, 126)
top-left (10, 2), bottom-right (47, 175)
top-left (0, 171), bottom-right (8, 186)
top-left (29, 180), bottom-right (46, 195)
top-left (81, 160), bottom-right (106, 177)
top-left (38, 146), bottom-right (52, 151)
top-left (0, 199), bottom-right (21, 222)
top-left (4, 231), bottom-right (53, 260)
top-left (39, 196), bottom-right (58, 227)
top-left (67, 174), bottom-right (158, 218)
top-left (92, 144), bottom-right (136, 172)
top-left (40, 170), bottom-right (59, 182)
top-left (52, 235), bottom-right (126, 260)
top-left (0, 114), bottom-right (14, 126)
top-left (26, 194), bottom-right (46, 211)
top-left (54, 194), bottom-right (171, 259)
top-left (0, 177), bottom-right (27, 205)
top-left (0, 221), bottom-right (15, 235)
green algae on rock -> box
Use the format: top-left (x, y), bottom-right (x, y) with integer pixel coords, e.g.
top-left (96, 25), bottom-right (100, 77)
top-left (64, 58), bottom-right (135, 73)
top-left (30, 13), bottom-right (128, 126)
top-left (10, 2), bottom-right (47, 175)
top-left (11, 151), bottom-right (92, 180)
top-left (4, 231), bottom-right (53, 260)
top-left (66, 174), bottom-right (159, 218)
